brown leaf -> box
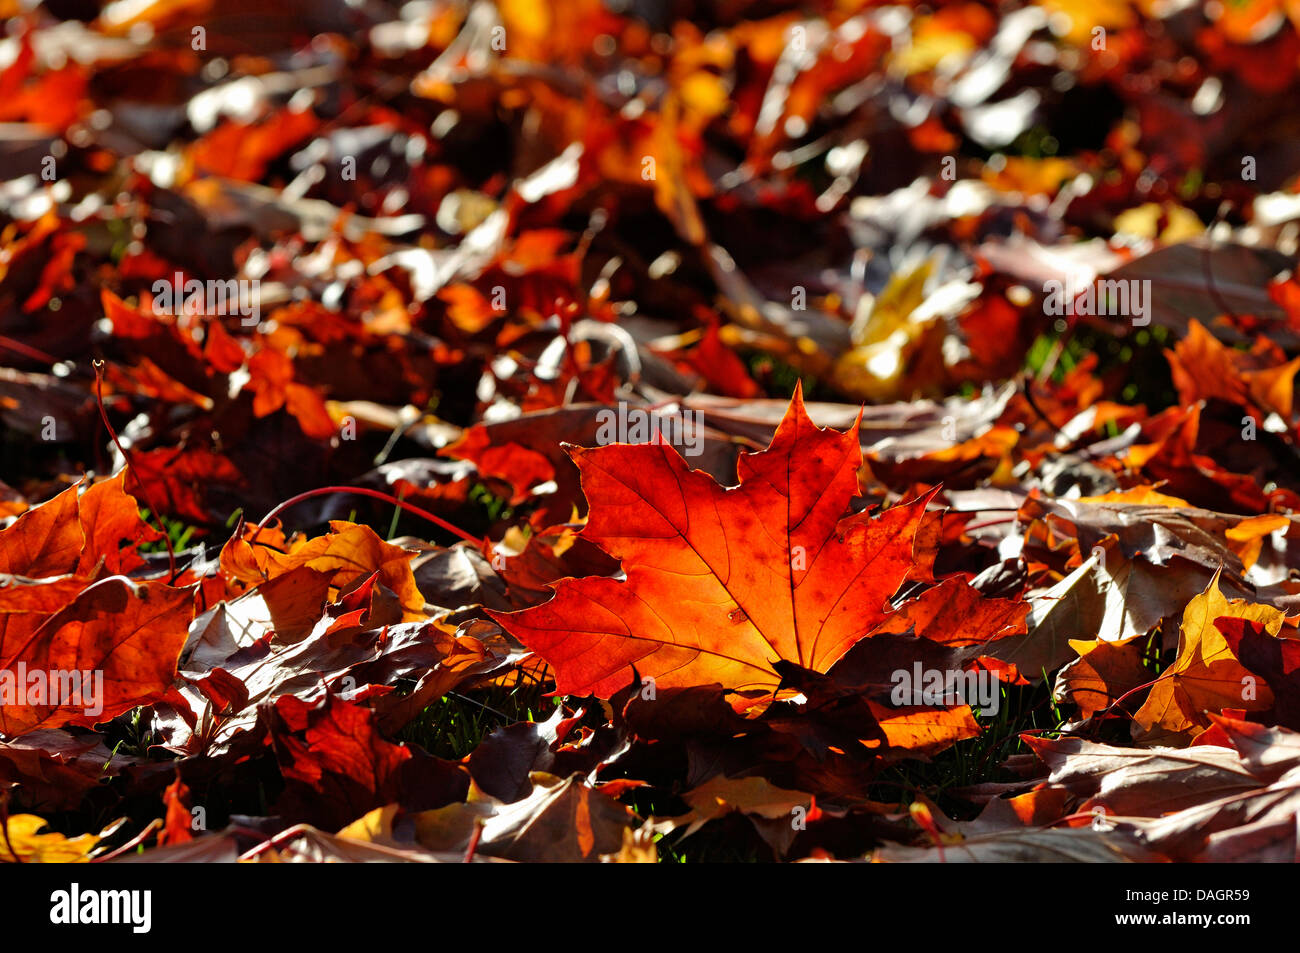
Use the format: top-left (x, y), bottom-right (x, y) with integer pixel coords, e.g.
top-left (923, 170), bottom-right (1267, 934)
top-left (0, 576), bottom-right (192, 736)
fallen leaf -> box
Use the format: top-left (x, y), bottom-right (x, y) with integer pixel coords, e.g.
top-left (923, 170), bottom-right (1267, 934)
top-left (490, 386), bottom-right (934, 700)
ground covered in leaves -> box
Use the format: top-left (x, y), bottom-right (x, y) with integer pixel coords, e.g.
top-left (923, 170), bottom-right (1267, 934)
top-left (3, 0), bottom-right (1300, 863)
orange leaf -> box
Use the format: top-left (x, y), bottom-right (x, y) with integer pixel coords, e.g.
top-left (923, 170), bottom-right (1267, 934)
top-left (0, 576), bottom-right (192, 736)
top-left (1224, 514), bottom-right (1291, 572)
top-left (159, 774), bottom-right (195, 846)
top-left (1166, 319), bottom-right (1300, 421)
top-left (0, 473), bottom-right (160, 580)
top-left (866, 700), bottom-right (980, 757)
top-left (1057, 636), bottom-right (1150, 720)
top-left (489, 386), bottom-right (934, 699)
top-left (221, 521), bottom-right (427, 621)
top-left (867, 577), bottom-right (1028, 646)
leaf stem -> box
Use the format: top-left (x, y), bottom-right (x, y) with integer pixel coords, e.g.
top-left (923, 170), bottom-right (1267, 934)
top-left (250, 485), bottom-right (481, 545)
top-left (93, 360), bottom-right (178, 582)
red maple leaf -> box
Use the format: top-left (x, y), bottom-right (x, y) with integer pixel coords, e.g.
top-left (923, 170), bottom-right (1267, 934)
top-left (489, 385), bottom-right (935, 700)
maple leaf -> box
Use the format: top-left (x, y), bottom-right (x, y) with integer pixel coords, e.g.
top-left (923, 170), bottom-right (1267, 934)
top-left (0, 576), bottom-right (193, 736)
top-left (866, 701), bottom-right (981, 758)
top-left (155, 571), bottom-right (502, 756)
top-left (866, 577), bottom-right (1028, 645)
top-left (1216, 616), bottom-right (1300, 730)
top-left (0, 473), bottom-right (161, 580)
top-left (221, 520), bottom-right (427, 621)
top-left (127, 447), bottom-right (246, 526)
top-left (1132, 575), bottom-right (1283, 744)
top-left (269, 693), bottom-right (467, 831)
top-left (1223, 513), bottom-right (1292, 572)
top-left (187, 107), bottom-right (320, 182)
top-left (1166, 318), bottom-right (1300, 421)
top-left (1054, 635), bottom-right (1150, 720)
top-left (489, 386), bottom-right (935, 699)
top-left (247, 348), bottom-right (337, 440)
top-left (687, 321), bottom-right (762, 398)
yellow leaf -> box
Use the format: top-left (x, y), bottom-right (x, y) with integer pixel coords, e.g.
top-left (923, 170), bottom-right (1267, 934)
top-left (1036, 0), bottom-right (1136, 45)
top-left (1133, 575), bottom-right (1281, 744)
top-left (1113, 202), bottom-right (1204, 242)
top-left (852, 260), bottom-right (934, 349)
top-left (832, 260), bottom-right (942, 401)
top-left (1076, 486), bottom-right (1192, 507)
top-left (1225, 514), bottom-right (1291, 572)
top-left (0, 815), bottom-right (101, 863)
top-left (891, 18), bottom-right (977, 76)
top-left (337, 804), bottom-right (401, 845)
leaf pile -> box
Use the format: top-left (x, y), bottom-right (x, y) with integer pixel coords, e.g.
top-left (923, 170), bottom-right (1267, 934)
top-left (3, 0), bottom-right (1300, 862)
